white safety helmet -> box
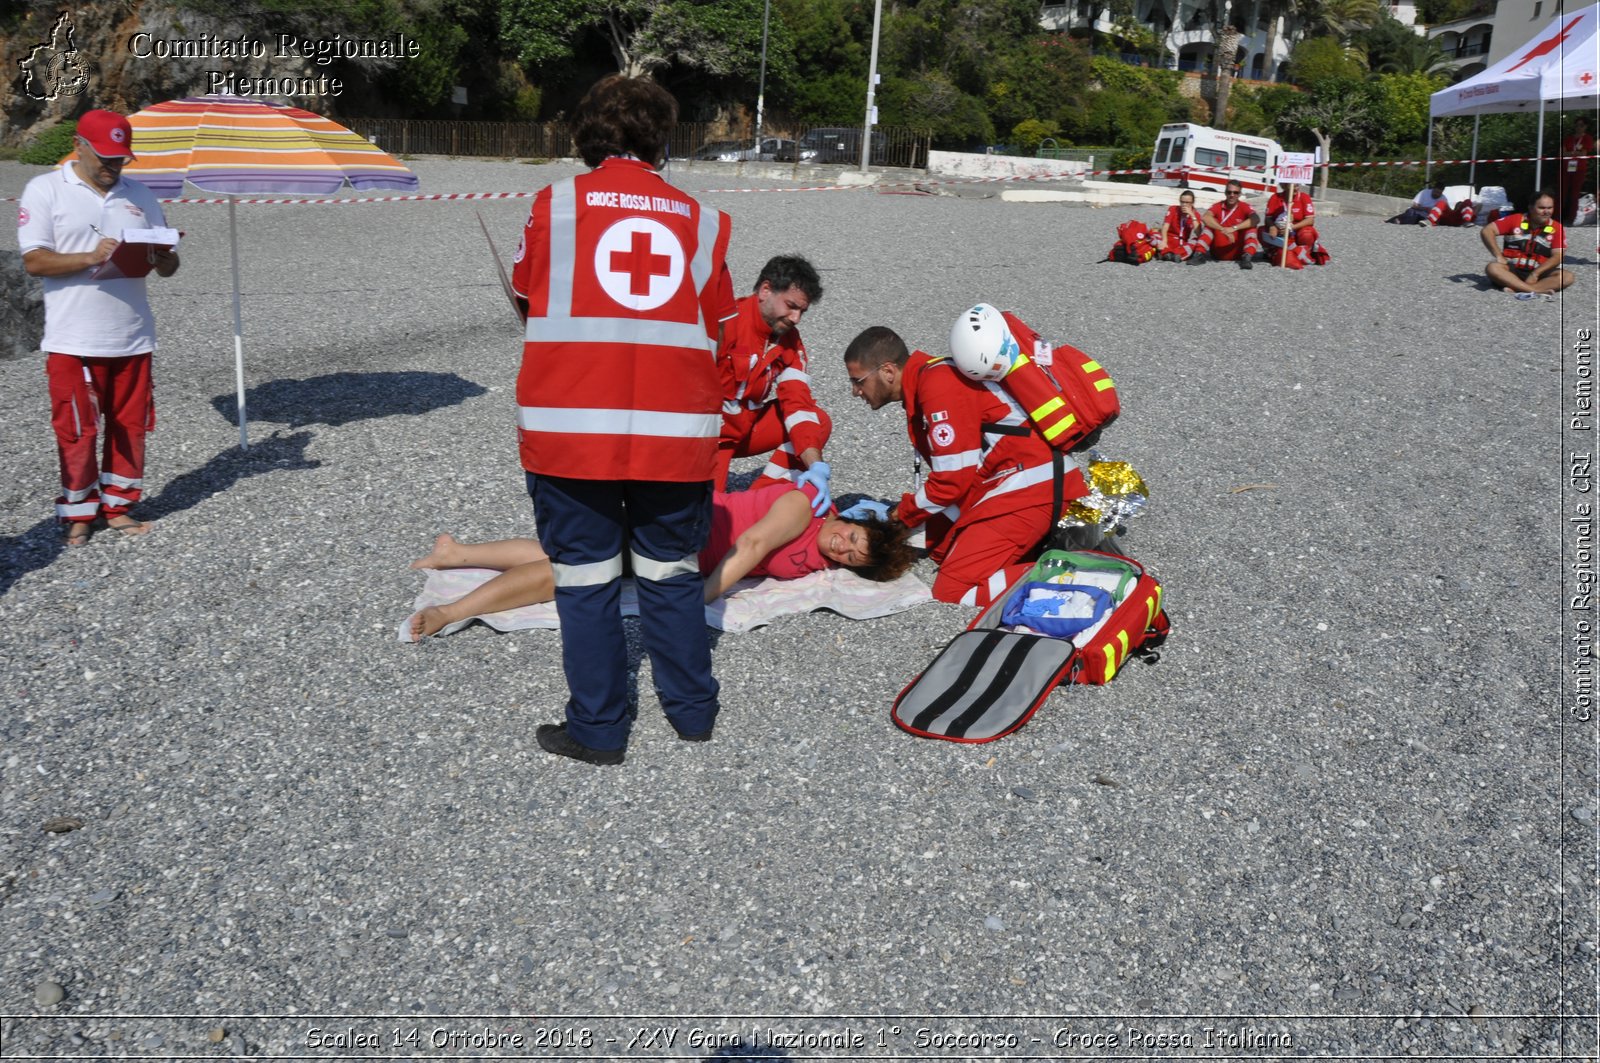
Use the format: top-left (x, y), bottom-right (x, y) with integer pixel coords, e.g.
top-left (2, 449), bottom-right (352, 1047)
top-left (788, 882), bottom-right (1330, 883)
top-left (948, 303), bottom-right (1019, 382)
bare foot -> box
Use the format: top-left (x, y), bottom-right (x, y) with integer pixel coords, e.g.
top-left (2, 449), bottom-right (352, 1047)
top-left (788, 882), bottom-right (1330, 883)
top-left (410, 533), bottom-right (461, 570)
top-left (106, 515), bottom-right (152, 537)
top-left (409, 606), bottom-right (455, 641)
top-left (64, 522), bottom-right (92, 547)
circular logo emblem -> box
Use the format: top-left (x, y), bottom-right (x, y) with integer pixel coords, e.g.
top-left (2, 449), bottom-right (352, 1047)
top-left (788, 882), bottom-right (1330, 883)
top-left (932, 423), bottom-right (956, 448)
top-left (110, 127), bottom-right (128, 144)
top-left (17, 207), bottom-right (29, 226)
top-left (594, 218), bottom-right (685, 312)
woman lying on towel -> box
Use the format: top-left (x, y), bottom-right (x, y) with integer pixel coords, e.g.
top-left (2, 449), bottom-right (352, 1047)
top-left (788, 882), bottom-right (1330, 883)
top-left (407, 482), bottom-right (917, 641)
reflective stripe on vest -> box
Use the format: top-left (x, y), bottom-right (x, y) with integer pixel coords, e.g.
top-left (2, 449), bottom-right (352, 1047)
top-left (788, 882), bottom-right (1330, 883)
top-left (519, 406), bottom-right (720, 440)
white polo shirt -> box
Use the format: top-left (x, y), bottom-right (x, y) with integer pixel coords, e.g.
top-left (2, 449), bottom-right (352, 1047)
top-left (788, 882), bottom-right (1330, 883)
top-left (16, 162), bottom-right (168, 358)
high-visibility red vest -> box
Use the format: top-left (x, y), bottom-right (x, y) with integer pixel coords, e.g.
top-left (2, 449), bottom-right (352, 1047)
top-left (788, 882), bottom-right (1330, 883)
top-left (512, 157), bottom-right (733, 482)
top-left (997, 311), bottom-right (1120, 451)
top-left (1501, 217), bottom-right (1559, 270)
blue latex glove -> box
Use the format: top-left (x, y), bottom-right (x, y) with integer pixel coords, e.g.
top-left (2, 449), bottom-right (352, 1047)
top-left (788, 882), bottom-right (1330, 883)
top-left (840, 498), bottom-right (891, 522)
top-left (796, 461), bottom-right (832, 515)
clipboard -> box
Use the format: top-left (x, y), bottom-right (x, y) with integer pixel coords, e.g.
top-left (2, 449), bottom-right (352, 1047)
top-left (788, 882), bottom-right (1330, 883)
top-left (90, 228), bottom-right (183, 281)
top-left (477, 211), bottom-right (523, 326)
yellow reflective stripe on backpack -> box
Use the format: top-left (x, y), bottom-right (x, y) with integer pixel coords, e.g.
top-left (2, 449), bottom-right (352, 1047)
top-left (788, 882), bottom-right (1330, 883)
top-left (1031, 395), bottom-right (1065, 420)
top-left (1102, 644), bottom-right (1118, 682)
top-left (1095, 378), bottom-right (1116, 392)
top-left (1042, 413), bottom-right (1077, 441)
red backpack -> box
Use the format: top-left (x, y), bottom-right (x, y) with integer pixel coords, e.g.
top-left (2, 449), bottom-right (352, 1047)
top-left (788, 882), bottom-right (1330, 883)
top-left (1107, 219), bottom-right (1157, 265)
top-left (1001, 312), bottom-right (1120, 452)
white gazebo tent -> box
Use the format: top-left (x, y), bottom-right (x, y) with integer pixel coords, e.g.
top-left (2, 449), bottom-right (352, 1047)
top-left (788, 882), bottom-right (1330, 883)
top-left (1428, 3), bottom-right (1599, 190)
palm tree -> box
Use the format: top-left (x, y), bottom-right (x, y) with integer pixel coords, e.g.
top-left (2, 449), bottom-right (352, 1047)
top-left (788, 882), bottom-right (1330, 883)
top-left (1372, 27), bottom-right (1451, 75)
top-left (1207, 0), bottom-right (1247, 125)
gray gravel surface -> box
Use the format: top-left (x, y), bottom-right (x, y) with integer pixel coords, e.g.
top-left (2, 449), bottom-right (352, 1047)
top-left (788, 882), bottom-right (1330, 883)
top-left (0, 157), bottom-right (1595, 1058)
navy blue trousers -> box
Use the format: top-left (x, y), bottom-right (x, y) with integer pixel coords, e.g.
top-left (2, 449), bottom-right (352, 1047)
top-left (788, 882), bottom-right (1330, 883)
top-left (528, 473), bottom-right (719, 750)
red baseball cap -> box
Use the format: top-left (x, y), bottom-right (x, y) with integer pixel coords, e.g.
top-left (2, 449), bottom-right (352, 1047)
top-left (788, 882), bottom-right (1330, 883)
top-left (76, 109), bottom-right (136, 160)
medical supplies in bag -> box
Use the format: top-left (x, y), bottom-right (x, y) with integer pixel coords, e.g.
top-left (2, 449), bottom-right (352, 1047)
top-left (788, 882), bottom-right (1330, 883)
top-left (890, 550), bottom-right (1170, 743)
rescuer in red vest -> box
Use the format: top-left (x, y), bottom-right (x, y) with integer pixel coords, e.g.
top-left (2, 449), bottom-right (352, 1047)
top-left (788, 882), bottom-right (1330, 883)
top-left (715, 255), bottom-right (834, 512)
top-left (510, 75), bottom-right (736, 765)
top-left (1481, 191), bottom-right (1574, 298)
top-left (841, 312), bottom-right (1090, 608)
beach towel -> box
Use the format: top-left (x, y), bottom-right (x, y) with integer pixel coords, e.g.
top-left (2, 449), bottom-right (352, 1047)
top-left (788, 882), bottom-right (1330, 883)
top-left (397, 567), bottom-right (932, 641)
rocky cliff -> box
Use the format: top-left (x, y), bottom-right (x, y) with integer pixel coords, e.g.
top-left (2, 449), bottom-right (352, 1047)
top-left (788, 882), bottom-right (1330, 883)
top-left (3, 0), bottom-right (404, 147)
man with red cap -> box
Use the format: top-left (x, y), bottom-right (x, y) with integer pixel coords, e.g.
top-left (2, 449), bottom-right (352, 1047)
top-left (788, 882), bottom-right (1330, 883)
top-left (17, 108), bottom-right (180, 546)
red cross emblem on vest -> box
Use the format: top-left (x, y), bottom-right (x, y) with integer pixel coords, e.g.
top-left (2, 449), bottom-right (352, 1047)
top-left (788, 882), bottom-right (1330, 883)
top-left (594, 218), bottom-right (686, 311)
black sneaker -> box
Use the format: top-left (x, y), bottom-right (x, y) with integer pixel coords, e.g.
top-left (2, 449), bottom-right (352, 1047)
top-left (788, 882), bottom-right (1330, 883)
top-left (1238, 256), bottom-right (1253, 270)
top-left (676, 727), bottom-right (714, 743)
top-left (536, 722), bottom-right (624, 765)
top-left (1186, 253), bottom-right (1208, 265)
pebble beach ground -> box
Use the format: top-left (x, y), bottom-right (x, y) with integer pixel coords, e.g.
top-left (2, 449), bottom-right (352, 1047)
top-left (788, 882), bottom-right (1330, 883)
top-left (0, 157), bottom-right (1595, 1058)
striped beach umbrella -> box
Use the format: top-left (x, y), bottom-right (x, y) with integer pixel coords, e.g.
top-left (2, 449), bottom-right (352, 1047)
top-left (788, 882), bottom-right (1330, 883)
top-left (85, 96), bottom-right (419, 447)
top-left (122, 95), bottom-right (417, 197)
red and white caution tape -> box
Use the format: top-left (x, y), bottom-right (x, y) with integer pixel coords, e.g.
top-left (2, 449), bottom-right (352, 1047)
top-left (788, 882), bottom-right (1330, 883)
top-left (3, 153), bottom-right (1594, 204)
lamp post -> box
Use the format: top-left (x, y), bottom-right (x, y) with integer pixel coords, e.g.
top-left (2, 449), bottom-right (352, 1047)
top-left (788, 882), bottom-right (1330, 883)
top-left (754, 0), bottom-right (772, 153)
top-left (860, 0), bottom-right (883, 172)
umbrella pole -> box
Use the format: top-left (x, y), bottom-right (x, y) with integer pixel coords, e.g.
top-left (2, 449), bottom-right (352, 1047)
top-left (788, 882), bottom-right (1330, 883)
top-left (229, 194), bottom-right (248, 450)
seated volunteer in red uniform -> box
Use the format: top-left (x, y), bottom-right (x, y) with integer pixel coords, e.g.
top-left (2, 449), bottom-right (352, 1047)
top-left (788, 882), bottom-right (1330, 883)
top-left (1262, 182), bottom-right (1330, 267)
top-left (406, 483), bottom-right (916, 640)
top-left (1156, 190), bottom-right (1206, 262)
top-left (716, 254), bottom-right (833, 514)
top-left (1195, 179), bottom-right (1262, 268)
top-left (17, 109), bottom-right (181, 546)
top-left (1481, 191), bottom-right (1575, 297)
top-left (840, 316), bottom-right (1090, 608)
top-left (1392, 177), bottom-right (1477, 227)
top-left (510, 75), bottom-right (736, 765)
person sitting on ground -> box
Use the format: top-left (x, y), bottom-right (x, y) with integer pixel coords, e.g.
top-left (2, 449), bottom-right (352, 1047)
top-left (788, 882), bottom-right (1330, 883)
top-left (1390, 177), bottom-right (1476, 227)
top-left (1261, 181), bottom-right (1331, 266)
top-left (1156, 190), bottom-right (1206, 262)
top-left (1482, 190), bottom-right (1574, 298)
top-left (1194, 179), bottom-right (1262, 269)
top-left (407, 482), bottom-right (916, 640)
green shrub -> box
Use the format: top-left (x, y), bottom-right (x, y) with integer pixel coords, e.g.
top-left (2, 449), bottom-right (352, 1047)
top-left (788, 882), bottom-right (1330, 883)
top-left (18, 120), bottom-right (77, 166)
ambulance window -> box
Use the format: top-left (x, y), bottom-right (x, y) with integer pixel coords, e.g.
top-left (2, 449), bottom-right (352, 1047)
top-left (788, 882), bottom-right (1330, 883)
top-left (1169, 136), bottom-right (1186, 162)
top-left (1155, 137), bottom-right (1171, 162)
top-left (1196, 146), bottom-right (1229, 168)
top-left (1235, 145), bottom-right (1268, 171)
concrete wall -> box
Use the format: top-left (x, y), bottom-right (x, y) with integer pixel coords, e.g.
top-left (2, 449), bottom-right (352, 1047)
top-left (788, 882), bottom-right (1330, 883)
top-left (927, 151), bottom-right (1091, 181)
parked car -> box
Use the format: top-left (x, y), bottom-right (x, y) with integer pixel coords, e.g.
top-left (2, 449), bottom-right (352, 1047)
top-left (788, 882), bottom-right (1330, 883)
top-left (690, 137), bottom-right (798, 162)
top-left (691, 139), bottom-right (749, 161)
top-left (797, 127), bottom-right (887, 165)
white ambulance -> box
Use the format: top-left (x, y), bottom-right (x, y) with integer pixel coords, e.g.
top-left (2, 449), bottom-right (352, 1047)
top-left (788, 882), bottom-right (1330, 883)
top-left (1150, 123), bottom-right (1284, 195)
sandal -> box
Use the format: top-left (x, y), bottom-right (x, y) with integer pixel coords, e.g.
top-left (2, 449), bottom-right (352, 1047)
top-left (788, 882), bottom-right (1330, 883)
top-left (64, 522), bottom-right (92, 547)
top-left (105, 516), bottom-right (152, 537)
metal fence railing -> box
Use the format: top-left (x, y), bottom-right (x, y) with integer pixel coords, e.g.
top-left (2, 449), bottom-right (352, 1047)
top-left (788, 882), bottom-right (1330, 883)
top-left (345, 118), bottom-right (931, 171)
top-left (347, 118), bottom-right (573, 159)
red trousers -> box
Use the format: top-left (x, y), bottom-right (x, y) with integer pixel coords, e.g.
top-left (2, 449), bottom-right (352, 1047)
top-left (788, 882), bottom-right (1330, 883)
top-left (714, 404), bottom-right (832, 490)
top-left (1196, 225), bottom-right (1261, 261)
top-left (46, 352), bottom-right (153, 523)
top-left (1426, 200), bottom-right (1476, 227)
top-left (928, 502), bottom-right (1054, 607)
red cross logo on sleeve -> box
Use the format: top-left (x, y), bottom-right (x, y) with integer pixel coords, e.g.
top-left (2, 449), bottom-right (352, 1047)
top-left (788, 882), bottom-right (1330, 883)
top-left (594, 217), bottom-right (686, 311)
